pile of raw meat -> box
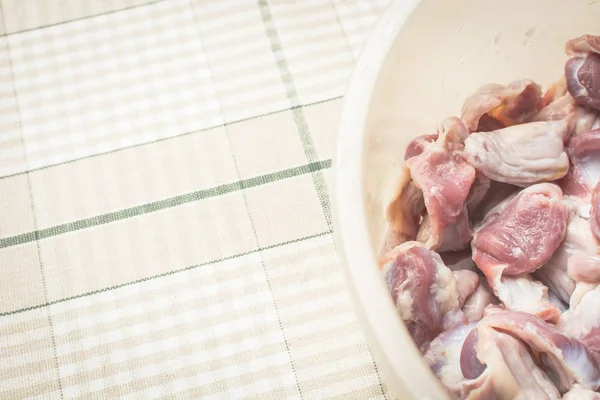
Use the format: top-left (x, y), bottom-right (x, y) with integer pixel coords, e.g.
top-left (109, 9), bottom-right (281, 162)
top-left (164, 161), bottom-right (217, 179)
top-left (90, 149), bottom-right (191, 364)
top-left (380, 35), bottom-right (600, 399)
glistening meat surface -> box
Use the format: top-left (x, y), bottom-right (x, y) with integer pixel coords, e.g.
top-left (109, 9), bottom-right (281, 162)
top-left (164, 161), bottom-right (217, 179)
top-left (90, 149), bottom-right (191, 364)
top-left (463, 120), bottom-right (570, 187)
top-left (534, 197), bottom-right (596, 303)
top-left (472, 183), bottom-right (567, 278)
top-left (381, 241), bottom-right (465, 350)
top-left (565, 35), bottom-right (600, 111)
top-left (406, 117), bottom-right (476, 252)
top-left (560, 129), bottom-right (600, 197)
top-left (379, 33), bottom-right (600, 399)
top-left (461, 79), bottom-right (543, 132)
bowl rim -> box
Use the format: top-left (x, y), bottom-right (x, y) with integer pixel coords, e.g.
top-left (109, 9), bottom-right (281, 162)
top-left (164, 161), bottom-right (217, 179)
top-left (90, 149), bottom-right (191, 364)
top-left (332, 1), bottom-right (450, 399)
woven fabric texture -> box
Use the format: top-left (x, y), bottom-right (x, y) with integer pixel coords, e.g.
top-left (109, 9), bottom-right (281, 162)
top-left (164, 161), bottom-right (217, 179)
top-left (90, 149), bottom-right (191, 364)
top-left (0, 1), bottom-right (396, 398)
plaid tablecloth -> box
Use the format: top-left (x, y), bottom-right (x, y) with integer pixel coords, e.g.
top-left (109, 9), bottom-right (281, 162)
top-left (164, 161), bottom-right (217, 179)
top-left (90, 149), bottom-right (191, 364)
top-left (0, 1), bottom-right (394, 398)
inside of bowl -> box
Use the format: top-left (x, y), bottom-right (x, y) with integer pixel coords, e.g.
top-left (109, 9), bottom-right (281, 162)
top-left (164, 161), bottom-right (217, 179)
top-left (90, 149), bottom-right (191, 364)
top-left (357, 0), bottom-right (600, 397)
top-left (362, 0), bottom-right (600, 254)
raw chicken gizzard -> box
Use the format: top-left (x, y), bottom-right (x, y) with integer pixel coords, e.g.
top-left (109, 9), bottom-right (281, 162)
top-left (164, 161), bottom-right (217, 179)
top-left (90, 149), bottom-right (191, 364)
top-left (380, 34), bottom-right (600, 399)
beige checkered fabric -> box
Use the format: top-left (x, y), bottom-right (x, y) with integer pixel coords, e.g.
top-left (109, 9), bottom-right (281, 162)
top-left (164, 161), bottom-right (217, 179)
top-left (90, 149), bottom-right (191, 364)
top-left (0, 1), bottom-right (396, 398)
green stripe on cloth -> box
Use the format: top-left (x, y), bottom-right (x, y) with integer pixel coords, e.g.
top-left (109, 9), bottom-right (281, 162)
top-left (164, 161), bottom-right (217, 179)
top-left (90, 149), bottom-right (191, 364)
top-left (0, 96), bottom-right (342, 181)
top-left (0, 230), bottom-right (333, 317)
top-left (258, 4), bottom-right (385, 398)
top-left (187, 16), bottom-right (307, 399)
top-left (258, 0), bottom-right (334, 231)
top-left (0, 159), bottom-right (332, 249)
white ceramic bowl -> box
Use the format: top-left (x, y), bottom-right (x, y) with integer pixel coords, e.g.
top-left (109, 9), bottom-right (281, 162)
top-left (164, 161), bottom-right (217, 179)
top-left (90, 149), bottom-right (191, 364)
top-left (333, 1), bottom-right (600, 398)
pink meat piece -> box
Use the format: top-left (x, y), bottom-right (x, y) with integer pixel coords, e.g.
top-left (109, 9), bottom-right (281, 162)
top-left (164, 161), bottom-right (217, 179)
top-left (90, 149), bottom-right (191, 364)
top-left (381, 241), bottom-right (466, 350)
top-left (562, 384), bottom-right (600, 400)
top-left (473, 183), bottom-right (568, 278)
top-left (572, 106), bottom-right (600, 136)
top-left (496, 275), bottom-right (562, 322)
top-left (407, 117), bottom-right (476, 252)
top-left (453, 270), bottom-right (480, 307)
top-left (472, 183), bottom-right (567, 321)
top-left (469, 181), bottom-right (519, 227)
top-left (570, 281), bottom-right (598, 310)
top-left (424, 322), bottom-right (478, 397)
top-left (533, 77), bottom-right (577, 128)
top-left (592, 182), bottom-right (600, 241)
top-left (534, 260), bottom-right (577, 306)
top-left (460, 323), bottom-right (561, 400)
top-left (476, 114), bottom-right (506, 132)
top-left (565, 35), bottom-right (600, 112)
top-left (466, 173), bottom-right (491, 215)
top-left (378, 228), bottom-right (406, 264)
top-left (460, 328), bottom-right (486, 380)
top-left (461, 280), bottom-right (498, 322)
top-left (560, 286), bottom-right (600, 368)
top-left (559, 129), bottom-right (600, 198)
top-left (535, 198), bottom-right (596, 303)
top-left (481, 310), bottom-right (600, 393)
top-left (404, 133), bottom-right (438, 160)
top-left (461, 79), bottom-right (543, 132)
top-left (568, 254), bottom-right (600, 283)
top-left (561, 283), bottom-right (600, 326)
top-left (439, 251), bottom-right (499, 322)
top-left (566, 35), bottom-right (600, 56)
top-left (530, 77), bottom-right (600, 149)
top-left (534, 93), bottom-right (576, 125)
top-left (381, 167), bottom-right (425, 259)
top-left (463, 120), bottom-right (570, 187)
top-left (540, 76), bottom-right (569, 107)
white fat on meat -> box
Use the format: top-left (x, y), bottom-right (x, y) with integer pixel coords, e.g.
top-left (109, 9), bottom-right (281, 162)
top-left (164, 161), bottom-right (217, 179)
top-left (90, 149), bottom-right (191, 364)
top-left (394, 270), bottom-right (416, 321)
top-left (381, 241), bottom-right (466, 350)
top-left (561, 286), bottom-right (600, 338)
top-left (380, 166), bottom-right (425, 259)
top-left (407, 117), bottom-right (475, 252)
top-left (461, 324), bottom-right (560, 400)
top-left (461, 281), bottom-right (498, 322)
top-left (564, 35), bottom-right (600, 112)
top-left (562, 384), bottom-right (600, 399)
top-left (472, 183), bottom-right (568, 321)
top-left (452, 269), bottom-right (480, 308)
top-left (424, 323), bottom-right (477, 397)
top-left (495, 275), bottom-right (560, 321)
top-left (461, 79), bottom-right (543, 132)
top-left (535, 197), bottom-right (597, 303)
top-left (559, 129), bottom-right (600, 198)
top-left (560, 286), bottom-right (600, 367)
top-left (479, 311), bottom-right (600, 392)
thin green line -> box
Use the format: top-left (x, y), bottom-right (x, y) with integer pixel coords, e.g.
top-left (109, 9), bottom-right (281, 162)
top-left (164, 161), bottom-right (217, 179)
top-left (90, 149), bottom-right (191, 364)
top-left (255, 5), bottom-right (380, 398)
top-left (5, 24), bottom-right (66, 397)
top-left (0, 230), bottom-right (333, 317)
top-left (188, 10), bottom-right (304, 399)
top-left (257, 3), bottom-right (322, 158)
top-left (0, 96), bottom-right (342, 182)
top-left (0, 159), bottom-right (331, 249)
top-left (258, 0), bottom-right (334, 231)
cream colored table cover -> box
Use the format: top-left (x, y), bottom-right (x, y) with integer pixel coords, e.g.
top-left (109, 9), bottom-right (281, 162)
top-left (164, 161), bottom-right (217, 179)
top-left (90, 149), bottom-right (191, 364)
top-left (0, 1), bottom-right (395, 398)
